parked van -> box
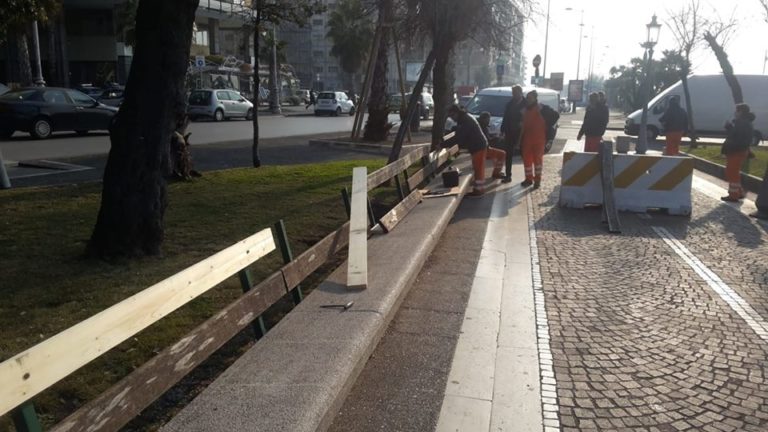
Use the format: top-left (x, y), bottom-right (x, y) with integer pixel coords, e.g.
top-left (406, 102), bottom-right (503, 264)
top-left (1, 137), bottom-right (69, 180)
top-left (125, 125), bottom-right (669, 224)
top-left (460, 86), bottom-right (560, 152)
top-left (624, 74), bottom-right (768, 145)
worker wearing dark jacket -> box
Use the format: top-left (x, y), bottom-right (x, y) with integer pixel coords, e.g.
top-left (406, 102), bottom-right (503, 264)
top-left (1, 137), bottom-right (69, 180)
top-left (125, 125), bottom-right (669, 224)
top-left (500, 85), bottom-right (526, 183)
top-left (659, 96), bottom-right (688, 155)
top-left (721, 103), bottom-right (755, 202)
top-left (577, 92), bottom-right (609, 152)
top-left (446, 104), bottom-right (503, 196)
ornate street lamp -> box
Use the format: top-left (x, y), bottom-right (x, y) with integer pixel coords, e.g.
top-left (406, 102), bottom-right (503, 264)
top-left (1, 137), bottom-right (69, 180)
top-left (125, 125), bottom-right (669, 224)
top-left (637, 14), bottom-right (661, 154)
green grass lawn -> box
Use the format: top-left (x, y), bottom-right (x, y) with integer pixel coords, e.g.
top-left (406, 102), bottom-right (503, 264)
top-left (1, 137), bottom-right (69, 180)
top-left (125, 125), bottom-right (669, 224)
top-left (0, 159), bottom-right (384, 429)
top-left (687, 146), bottom-right (767, 178)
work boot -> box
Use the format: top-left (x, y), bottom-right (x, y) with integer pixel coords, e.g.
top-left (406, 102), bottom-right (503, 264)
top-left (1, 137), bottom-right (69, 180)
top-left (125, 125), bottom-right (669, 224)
top-left (492, 171), bottom-right (505, 180)
top-left (520, 179), bottom-right (533, 187)
top-left (502, 176), bottom-right (512, 184)
top-left (721, 196), bottom-right (741, 202)
top-left (533, 181), bottom-right (541, 190)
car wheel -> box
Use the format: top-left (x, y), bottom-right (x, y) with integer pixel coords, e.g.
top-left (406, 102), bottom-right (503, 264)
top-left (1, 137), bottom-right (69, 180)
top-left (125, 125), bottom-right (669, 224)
top-left (245, 108), bottom-right (254, 120)
top-left (314, 111), bottom-right (321, 116)
top-left (0, 128), bottom-right (13, 139)
top-left (31, 117), bottom-right (52, 139)
top-left (213, 109), bottom-right (224, 122)
top-left (75, 130), bottom-right (89, 136)
top-left (752, 131), bottom-right (762, 146)
top-left (349, 107), bottom-right (356, 116)
top-left (334, 107), bottom-right (341, 117)
top-left (423, 109), bottom-right (430, 120)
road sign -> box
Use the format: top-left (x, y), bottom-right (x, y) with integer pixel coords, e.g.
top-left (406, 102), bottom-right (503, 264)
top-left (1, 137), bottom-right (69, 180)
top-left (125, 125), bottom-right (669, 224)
top-left (533, 55), bottom-right (541, 68)
top-left (496, 64), bottom-right (505, 76)
top-left (195, 55), bottom-right (205, 69)
top-left (550, 73), bottom-right (564, 91)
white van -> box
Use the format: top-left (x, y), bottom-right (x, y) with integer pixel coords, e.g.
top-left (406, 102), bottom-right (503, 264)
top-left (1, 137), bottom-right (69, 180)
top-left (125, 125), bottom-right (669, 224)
top-left (624, 74), bottom-right (768, 145)
top-left (461, 86), bottom-right (560, 152)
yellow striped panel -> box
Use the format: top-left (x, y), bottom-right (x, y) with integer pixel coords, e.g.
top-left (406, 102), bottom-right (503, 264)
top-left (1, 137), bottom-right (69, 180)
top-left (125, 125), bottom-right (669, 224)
top-left (563, 156), bottom-right (601, 187)
top-left (650, 159), bottom-right (694, 191)
top-left (563, 152), bottom-right (576, 164)
top-left (614, 157), bottom-right (660, 189)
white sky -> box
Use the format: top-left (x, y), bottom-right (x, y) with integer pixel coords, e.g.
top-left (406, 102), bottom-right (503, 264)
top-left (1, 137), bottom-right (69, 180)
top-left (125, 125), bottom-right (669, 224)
top-left (522, 0), bottom-right (768, 82)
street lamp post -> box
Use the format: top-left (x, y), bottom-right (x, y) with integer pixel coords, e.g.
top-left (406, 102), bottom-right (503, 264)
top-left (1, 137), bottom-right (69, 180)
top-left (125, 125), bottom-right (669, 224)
top-left (636, 14), bottom-right (661, 155)
top-left (31, 21), bottom-right (46, 87)
top-left (565, 7), bottom-right (585, 112)
top-left (270, 25), bottom-right (281, 114)
top-left (542, 0), bottom-right (551, 79)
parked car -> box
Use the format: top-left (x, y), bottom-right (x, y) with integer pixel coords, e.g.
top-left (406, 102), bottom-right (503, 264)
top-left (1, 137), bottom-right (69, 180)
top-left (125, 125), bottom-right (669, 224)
top-left (187, 89), bottom-right (254, 121)
top-left (624, 74), bottom-right (768, 144)
top-left (559, 98), bottom-right (569, 113)
top-left (419, 92), bottom-right (434, 119)
top-left (458, 95), bottom-right (473, 107)
top-left (449, 86), bottom-right (560, 153)
top-left (75, 84), bottom-right (104, 99)
top-left (314, 91), bottom-right (355, 116)
top-left (296, 89), bottom-right (311, 104)
top-left (389, 93), bottom-right (404, 113)
top-left (0, 87), bottom-right (118, 139)
top-left (98, 89), bottom-right (124, 107)
top-left (0, 83), bottom-right (9, 96)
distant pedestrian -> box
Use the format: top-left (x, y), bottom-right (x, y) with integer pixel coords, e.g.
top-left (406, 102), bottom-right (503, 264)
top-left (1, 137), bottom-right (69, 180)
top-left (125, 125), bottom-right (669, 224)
top-left (520, 90), bottom-right (558, 189)
top-left (445, 104), bottom-right (502, 196)
top-left (577, 92), bottom-right (609, 152)
top-left (659, 95), bottom-right (688, 156)
top-left (478, 111), bottom-right (507, 179)
top-left (721, 103), bottom-right (755, 202)
top-left (500, 85), bottom-right (526, 183)
top-left (305, 91), bottom-right (316, 110)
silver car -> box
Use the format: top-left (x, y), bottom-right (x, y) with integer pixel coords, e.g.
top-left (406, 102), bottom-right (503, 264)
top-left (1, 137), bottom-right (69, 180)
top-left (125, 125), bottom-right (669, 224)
top-left (187, 89), bottom-right (254, 121)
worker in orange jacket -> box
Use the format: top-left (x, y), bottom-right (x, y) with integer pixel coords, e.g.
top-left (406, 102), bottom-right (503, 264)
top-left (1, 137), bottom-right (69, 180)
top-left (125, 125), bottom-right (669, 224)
top-left (520, 90), bottom-right (557, 189)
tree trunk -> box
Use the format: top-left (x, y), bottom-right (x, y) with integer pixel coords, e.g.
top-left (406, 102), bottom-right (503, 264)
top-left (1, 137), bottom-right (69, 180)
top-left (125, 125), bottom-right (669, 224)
top-left (252, 7), bottom-right (261, 168)
top-left (387, 49), bottom-right (436, 163)
top-left (362, 0), bottom-right (393, 142)
top-left (87, 0), bottom-right (199, 258)
top-left (268, 27), bottom-right (280, 114)
top-left (703, 32), bottom-right (743, 104)
top-left (15, 31), bottom-right (33, 86)
top-left (680, 71), bottom-right (698, 147)
top-left (431, 43), bottom-right (455, 150)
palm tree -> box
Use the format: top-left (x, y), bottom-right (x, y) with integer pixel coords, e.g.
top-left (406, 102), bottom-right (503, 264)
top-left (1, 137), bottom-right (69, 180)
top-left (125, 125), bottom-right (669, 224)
top-left (327, 0), bottom-right (373, 99)
top-left (362, 0), bottom-right (394, 142)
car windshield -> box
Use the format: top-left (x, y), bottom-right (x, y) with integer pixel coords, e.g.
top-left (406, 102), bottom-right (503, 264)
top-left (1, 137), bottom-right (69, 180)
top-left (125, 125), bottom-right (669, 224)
top-left (318, 92), bottom-right (335, 100)
top-left (465, 95), bottom-right (510, 117)
top-left (0, 90), bottom-right (38, 101)
top-left (189, 90), bottom-right (211, 105)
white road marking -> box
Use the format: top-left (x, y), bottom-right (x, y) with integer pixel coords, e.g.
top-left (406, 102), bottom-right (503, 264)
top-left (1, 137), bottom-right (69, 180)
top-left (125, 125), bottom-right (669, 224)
top-left (652, 226), bottom-right (768, 343)
top-left (527, 194), bottom-right (561, 432)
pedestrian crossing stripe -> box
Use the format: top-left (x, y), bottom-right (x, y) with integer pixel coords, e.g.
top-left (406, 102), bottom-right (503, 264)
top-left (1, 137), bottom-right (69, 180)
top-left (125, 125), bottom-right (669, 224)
top-left (561, 152), bottom-right (694, 191)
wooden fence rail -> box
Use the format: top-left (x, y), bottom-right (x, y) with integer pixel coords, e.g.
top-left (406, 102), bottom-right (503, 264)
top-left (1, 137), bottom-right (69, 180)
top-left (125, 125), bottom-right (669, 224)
top-left (4, 143), bottom-right (458, 432)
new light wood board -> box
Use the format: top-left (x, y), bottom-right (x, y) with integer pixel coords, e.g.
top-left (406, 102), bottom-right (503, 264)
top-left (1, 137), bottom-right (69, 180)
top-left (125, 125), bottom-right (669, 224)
top-left (348, 167), bottom-right (368, 289)
top-left (0, 229), bottom-right (276, 416)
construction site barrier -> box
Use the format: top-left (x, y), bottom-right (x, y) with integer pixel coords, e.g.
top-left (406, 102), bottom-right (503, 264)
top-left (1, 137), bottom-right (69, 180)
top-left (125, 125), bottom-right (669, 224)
top-left (559, 152), bottom-right (694, 216)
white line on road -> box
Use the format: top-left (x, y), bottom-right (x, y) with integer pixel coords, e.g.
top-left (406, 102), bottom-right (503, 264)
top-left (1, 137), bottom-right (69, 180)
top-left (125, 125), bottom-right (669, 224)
top-left (652, 226), bottom-right (768, 343)
top-left (527, 194), bottom-right (561, 432)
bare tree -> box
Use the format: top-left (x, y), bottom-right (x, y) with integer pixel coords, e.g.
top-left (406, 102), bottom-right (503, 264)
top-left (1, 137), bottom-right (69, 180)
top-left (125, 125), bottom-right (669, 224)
top-left (667, 0), bottom-right (702, 146)
top-left (759, 0), bottom-right (768, 22)
top-left (703, 10), bottom-right (741, 103)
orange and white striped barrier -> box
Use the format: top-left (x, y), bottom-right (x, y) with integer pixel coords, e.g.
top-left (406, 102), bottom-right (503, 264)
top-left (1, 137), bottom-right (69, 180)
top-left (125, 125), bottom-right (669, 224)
top-left (559, 152), bottom-right (694, 215)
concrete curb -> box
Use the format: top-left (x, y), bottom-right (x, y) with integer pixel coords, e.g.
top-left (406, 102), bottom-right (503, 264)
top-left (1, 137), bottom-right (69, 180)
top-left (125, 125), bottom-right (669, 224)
top-left (683, 152), bottom-right (763, 194)
top-left (162, 158), bottom-right (473, 432)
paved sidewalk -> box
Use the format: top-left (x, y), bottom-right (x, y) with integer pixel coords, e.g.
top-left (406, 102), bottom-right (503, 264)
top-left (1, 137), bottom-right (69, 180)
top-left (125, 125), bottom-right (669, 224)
top-left (331, 150), bottom-right (768, 431)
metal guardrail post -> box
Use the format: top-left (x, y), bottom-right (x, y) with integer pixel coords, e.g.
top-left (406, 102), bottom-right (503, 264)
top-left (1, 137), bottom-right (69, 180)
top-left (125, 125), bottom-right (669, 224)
top-left (237, 269), bottom-right (267, 338)
top-left (12, 402), bottom-right (42, 432)
top-left (273, 220), bottom-right (302, 304)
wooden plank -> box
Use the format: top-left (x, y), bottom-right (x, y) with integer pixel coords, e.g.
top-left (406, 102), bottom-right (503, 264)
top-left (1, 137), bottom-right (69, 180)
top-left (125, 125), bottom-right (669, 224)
top-left (0, 229), bottom-right (276, 417)
top-left (407, 145), bottom-right (457, 190)
top-left (379, 189), bottom-right (424, 233)
top-left (367, 146), bottom-right (429, 190)
top-left (281, 222), bottom-right (350, 289)
top-left (348, 167), bottom-right (369, 289)
top-left (599, 142), bottom-right (622, 234)
top-left (50, 272), bottom-right (287, 432)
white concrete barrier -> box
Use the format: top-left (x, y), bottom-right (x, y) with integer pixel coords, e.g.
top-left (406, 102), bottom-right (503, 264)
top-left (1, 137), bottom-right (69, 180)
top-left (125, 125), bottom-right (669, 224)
top-left (559, 152), bottom-right (693, 216)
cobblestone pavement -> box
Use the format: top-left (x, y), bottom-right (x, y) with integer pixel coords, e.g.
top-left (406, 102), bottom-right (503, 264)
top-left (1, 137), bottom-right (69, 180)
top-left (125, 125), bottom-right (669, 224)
top-left (530, 156), bottom-right (768, 431)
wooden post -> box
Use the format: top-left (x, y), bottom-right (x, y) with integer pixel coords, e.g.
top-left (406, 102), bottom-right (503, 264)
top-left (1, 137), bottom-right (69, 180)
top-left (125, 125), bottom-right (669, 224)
top-left (393, 32), bottom-right (411, 143)
top-left (0, 147), bottom-right (11, 189)
top-left (341, 187), bottom-right (351, 218)
top-left (12, 403), bottom-right (42, 432)
top-left (347, 167), bottom-right (368, 289)
top-left (351, 23), bottom-right (383, 139)
top-left (274, 220), bottom-right (302, 304)
top-left (394, 175), bottom-right (406, 201)
top-left (237, 269), bottom-right (268, 338)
